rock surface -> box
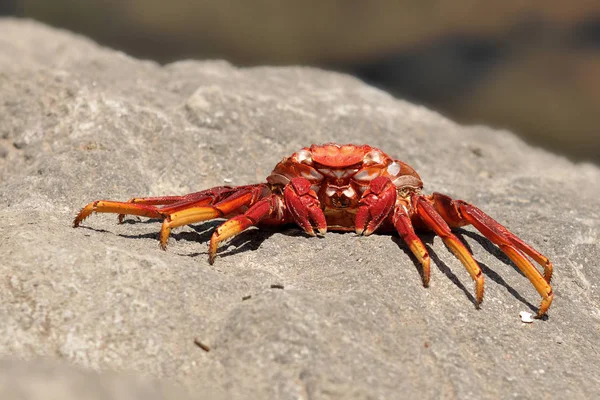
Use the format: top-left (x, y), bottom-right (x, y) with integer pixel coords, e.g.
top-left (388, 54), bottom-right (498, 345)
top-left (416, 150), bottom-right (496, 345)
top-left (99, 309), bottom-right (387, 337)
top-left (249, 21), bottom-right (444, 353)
top-left (0, 357), bottom-right (196, 400)
top-left (1, 19), bottom-right (600, 399)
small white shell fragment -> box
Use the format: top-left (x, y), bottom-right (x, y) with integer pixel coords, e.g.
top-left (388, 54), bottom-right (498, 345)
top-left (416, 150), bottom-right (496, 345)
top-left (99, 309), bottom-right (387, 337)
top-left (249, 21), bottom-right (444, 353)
top-left (519, 311), bottom-right (534, 323)
top-left (223, 178), bottom-right (233, 183)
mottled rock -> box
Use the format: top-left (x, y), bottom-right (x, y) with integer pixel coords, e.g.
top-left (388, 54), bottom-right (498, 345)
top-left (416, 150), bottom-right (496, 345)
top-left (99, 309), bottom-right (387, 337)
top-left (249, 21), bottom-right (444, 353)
top-left (0, 358), bottom-right (197, 400)
top-left (1, 19), bottom-right (599, 400)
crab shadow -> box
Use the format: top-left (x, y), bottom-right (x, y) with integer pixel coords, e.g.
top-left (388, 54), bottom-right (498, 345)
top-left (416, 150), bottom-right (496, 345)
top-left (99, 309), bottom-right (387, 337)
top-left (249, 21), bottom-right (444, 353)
top-left (182, 223), bottom-right (283, 259)
top-left (116, 218), bottom-right (299, 260)
top-left (84, 217), bottom-right (539, 314)
top-left (392, 228), bottom-right (538, 314)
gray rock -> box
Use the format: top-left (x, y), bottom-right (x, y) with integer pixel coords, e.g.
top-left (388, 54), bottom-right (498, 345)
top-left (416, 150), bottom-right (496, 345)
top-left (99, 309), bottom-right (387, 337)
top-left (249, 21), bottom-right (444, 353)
top-left (1, 18), bottom-right (599, 399)
top-left (0, 357), bottom-right (197, 400)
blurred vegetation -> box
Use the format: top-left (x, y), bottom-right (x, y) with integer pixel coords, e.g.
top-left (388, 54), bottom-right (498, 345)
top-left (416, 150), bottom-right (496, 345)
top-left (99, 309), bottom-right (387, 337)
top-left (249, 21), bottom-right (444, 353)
top-left (14, 0), bottom-right (600, 163)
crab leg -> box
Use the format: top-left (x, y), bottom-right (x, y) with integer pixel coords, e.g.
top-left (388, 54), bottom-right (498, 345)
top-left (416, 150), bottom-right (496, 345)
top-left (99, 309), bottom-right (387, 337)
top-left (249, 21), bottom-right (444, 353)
top-left (73, 187), bottom-right (240, 227)
top-left (74, 196), bottom-right (224, 228)
top-left (73, 200), bottom-right (165, 227)
top-left (429, 192), bottom-right (553, 317)
top-left (117, 186), bottom-right (238, 223)
top-left (122, 195), bottom-right (195, 206)
top-left (208, 195), bottom-right (283, 264)
top-left (355, 176), bottom-right (397, 235)
top-left (113, 195), bottom-right (203, 224)
top-left (414, 195), bottom-right (485, 306)
top-left (429, 192), bottom-right (552, 282)
top-left (393, 207), bottom-right (431, 287)
top-left (159, 186), bottom-right (268, 250)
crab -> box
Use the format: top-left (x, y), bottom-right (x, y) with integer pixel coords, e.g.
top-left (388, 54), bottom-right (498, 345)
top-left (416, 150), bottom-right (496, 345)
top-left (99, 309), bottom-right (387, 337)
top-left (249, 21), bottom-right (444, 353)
top-left (73, 143), bottom-right (553, 317)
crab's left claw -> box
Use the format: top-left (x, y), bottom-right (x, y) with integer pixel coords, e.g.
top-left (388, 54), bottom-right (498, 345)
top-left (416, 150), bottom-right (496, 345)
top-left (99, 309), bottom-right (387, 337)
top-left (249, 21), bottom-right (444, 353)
top-left (355, 176), bottom-right (397, 236)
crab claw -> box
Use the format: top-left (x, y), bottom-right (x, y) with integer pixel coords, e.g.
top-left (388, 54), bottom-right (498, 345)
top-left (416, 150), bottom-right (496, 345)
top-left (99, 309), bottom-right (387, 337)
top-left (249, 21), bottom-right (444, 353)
top-left (284, 177), bottom-right (327, 236)
top-left (355, 176), bottom-right (397, 235)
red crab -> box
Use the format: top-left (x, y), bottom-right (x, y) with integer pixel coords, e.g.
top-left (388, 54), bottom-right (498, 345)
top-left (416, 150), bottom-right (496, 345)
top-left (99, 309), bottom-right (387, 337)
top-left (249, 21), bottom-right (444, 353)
top-left (74, 143), bottom-right (553, 317)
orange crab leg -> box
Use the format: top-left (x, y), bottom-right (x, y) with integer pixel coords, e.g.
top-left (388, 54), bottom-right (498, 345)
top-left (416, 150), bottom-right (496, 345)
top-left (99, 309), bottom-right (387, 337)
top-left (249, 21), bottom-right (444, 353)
top-left (429, 192), bottom-right (552, 282)
top-left (393, 207), bottom-right (431, 287)
top-left (159, 187), bottom-right (264, 250)
top-left (355, 176), bottom-right (397, 236)
top-left (73, 187), bottom-right (241, 227)
top-left (414, 195), bottom-right (485, 306)
top-left (117, 186), bottom-right (239, 223)
top-left (458, 202), bottom-right (553, 281)
top-left (115, 195), bottom-right (202, 224)
top-left (73, 200), bottom-right (165, 227)
top-left (122, 195), bottom-right (194, 206)
top-left (208, 195), bottom-right (282, 264)
top-left (429, 193), bottom-right (553, 317)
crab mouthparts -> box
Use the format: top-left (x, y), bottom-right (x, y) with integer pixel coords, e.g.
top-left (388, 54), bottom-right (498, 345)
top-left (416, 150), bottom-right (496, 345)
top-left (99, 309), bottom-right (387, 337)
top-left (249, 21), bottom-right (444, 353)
top-left (324, 185), bottom-right (357, 209)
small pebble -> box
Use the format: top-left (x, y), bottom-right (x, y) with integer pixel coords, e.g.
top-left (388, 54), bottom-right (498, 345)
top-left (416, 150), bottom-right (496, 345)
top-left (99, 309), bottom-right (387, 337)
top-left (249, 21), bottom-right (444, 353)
top-left (519, 311), bottom-right (534, 323)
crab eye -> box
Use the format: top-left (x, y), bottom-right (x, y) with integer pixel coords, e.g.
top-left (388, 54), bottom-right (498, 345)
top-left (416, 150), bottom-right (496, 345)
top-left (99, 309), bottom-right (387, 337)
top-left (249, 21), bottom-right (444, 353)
top-left (354, 169), bottom-right (379, 181)
top-left (363, 150), bottom-right (384, 165)
top-left (387, 162), bottom-right (401, 176)
top-left (294, 150), bottom-right (312, 164)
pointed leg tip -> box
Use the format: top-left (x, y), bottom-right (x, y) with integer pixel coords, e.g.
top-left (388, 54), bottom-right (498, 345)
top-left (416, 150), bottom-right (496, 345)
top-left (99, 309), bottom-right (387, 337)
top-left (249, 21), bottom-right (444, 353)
top-left (535, 304), bottom-right (550, 319)
top-left (355, 228), bottom-right (364, 236)
top-left (73, 214), bottom-right (87, 228)
top-left (317, 227), bottom-right (327, 236)
top-left (475, 294), bottom-right (484, 309)
top-left (73, 210), bottom-right (88, 228)
top-left (208, 239), bottom-right (218, 264)
top-left (208, 250), bottom-right (217, 265)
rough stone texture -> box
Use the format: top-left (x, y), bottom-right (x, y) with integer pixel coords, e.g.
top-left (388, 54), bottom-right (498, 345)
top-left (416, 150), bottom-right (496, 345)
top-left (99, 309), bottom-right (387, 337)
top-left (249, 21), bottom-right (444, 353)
top-left (1, 19), bottom-right (600, 399)
top-left (0, 357), bottom-right (196, 400)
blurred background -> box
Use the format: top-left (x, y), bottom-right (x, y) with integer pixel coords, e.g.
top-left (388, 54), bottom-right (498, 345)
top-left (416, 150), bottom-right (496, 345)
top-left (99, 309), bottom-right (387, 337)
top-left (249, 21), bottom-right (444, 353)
top-left (6, 0), bottom-right (600, 163)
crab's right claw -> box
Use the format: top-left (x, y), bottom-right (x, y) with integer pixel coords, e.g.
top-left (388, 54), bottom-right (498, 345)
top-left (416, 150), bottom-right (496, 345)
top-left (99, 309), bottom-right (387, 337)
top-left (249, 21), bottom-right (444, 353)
top-left (355, 176), bottom-right (397, 236)
top-left (284, 177), bottom-right (327, 236)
